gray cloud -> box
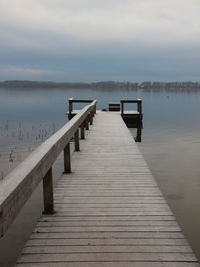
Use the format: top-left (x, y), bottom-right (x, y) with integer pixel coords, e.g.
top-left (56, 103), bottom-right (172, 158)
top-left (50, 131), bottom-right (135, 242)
top-left (0, 0), bottom-right (200, 81)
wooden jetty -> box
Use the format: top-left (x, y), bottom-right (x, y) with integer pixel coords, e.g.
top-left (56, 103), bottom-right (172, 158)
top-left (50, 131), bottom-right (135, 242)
top-left (0, 100), bottom-right (199, 266)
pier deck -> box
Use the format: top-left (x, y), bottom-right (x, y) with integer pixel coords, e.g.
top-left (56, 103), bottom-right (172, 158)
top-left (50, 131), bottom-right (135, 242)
top-left (15, 111), bottom-right (199, 266)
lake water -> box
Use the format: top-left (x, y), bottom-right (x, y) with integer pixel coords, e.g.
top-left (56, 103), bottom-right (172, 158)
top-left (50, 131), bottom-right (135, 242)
top-left (1, 87), bottom-right (200, 265)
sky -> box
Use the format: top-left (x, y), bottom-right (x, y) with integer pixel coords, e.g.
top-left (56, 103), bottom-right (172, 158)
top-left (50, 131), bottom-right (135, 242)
top-left (0, 0), bottom-right (200, 82)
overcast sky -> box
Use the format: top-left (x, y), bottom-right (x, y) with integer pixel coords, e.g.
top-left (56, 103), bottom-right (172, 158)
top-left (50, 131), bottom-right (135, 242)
top-left (0, 0), bottom-right (200, 82)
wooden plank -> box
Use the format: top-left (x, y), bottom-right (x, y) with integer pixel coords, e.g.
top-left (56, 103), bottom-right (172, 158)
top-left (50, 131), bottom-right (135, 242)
top-left (15, 263), bottom-right (200, 267)
top-left (50, 212), bottom-right (173, 216)
top-left (29, 231), bottom-right (185, 239)
top-left (39, 215), bottom-right (175, 221)
top-left (33, 226), bottom-right (181, 233)
top-left (22, 245), bottom-right (193, 254)
top-left (25, 238), bottom-right (189, 247)
top-left (54, 204), bottom-right (169, 209)
top-left (16, 252), bottom-right (197, 263)
top-left (37, 220), bottom-right (179, 227)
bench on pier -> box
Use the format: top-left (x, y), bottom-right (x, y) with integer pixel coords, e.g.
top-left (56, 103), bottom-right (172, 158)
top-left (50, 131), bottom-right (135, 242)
top-left (108, 103), bottom-right (120, 111)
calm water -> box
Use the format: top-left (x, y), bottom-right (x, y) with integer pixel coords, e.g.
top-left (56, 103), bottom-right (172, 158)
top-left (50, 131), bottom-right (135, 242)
top-left (1, 87), bottom-right (200, 265)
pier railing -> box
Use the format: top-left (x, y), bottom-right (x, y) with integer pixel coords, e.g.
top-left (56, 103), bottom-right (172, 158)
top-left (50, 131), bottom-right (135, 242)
top-left (68, 98), bottom-right (96, 119)
top-left (0, 100), bottom-right (97, 237)
top-left (120, 99), bottom-right (142, 115)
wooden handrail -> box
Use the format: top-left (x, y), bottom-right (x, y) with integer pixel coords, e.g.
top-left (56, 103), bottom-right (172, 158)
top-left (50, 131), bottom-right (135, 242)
top-left (120, 99), bottom-right (142, 114)
top-left (0, 100), bottom-right (97, 237)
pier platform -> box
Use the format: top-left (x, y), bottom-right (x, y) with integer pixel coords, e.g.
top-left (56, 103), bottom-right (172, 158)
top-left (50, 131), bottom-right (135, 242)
top-left (15, 111), bottom-right (199, 266)
top-left (67, 99), bottom-right (143, 126)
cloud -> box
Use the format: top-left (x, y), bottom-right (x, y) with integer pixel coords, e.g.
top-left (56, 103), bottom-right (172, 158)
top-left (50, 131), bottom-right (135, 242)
top-left (1, 0), bottom-right (200, 46)
top-left (0, 0), bottom-right (200, 81)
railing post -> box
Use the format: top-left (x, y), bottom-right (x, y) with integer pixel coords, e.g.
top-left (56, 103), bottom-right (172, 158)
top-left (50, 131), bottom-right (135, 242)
top-left (137, 99), bottom-right (142, 114)
top-left (80, 123), bottom-right (85, 139)
top-left (85, 116), bottom-right (89, 130)
top-left (43, 167), bottom-right (54, 214)
top-left (74, 129), bottom-right (80, 151)
top-left (0, 212), bottom-right (3, 237)
top-left (68, 98), bottom-right (73, 116)
top-left (63, 143), bottom-right (71, 173)
top-left (121, 101), bottom-right (124, 115)
top-left (89, 112), bottom-right (93, 125)
top-left (92, 109), bottom-right (95, 119)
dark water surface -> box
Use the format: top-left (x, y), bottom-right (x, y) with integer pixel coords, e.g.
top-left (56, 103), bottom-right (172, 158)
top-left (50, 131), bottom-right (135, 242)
top-left (0, 87), bottom-right (200, 265)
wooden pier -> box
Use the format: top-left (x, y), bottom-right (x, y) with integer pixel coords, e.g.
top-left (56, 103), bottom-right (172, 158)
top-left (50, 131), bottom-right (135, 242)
top-left (0, 100), bottom-right (199, 266)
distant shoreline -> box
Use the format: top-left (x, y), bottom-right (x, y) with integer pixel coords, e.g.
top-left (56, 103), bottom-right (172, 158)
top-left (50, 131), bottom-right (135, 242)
top-left (0, 80), bottom-right (200, 91)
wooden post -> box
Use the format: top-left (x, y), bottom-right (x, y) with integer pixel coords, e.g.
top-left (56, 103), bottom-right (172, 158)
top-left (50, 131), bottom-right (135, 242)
top-left (89, 112), bottom-right (93, 125)
top-left (121, 101), bottom-right (124, 115)
top-left (0, 212), bottom-right (3, 237)
top-left (137, 99), bottom-right (142, 114)
top-left (80, 123), bottom-right (85, 139)
top-left (43, 168), bottom-right (54, 214)
top-left (68, 98), bottom-right (73, 115)
top-left (92, 109), bottom-right (95, 120)
top-left (74, 129), bottom-right (80, 151)
top-left (63, 143), bottom-right (71, 173)
top-left (85, 116), bottom-right (89, 130)
top-left (135, 126), bottom-right (142, 142)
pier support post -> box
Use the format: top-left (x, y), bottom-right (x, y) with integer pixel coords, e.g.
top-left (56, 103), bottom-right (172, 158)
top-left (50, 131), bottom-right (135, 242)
top-left (89, 112), bottom-right (93, 125)
top-left (43, 167), bottom-right (54, 214)
top-left (74, 129), bottom-right (80, 151)
top-left (137, 99), bottom-right (142, 114)
top-left (68, 98), bottom-right (73, 115)
top-left (85, 116), bottom-right (89, 130)
top-left (121, 102), bottom-right (124, 115)
top-left (63, 143), bottom-right (71, 173)
top-left (80, 123), bottom-right (85, 139)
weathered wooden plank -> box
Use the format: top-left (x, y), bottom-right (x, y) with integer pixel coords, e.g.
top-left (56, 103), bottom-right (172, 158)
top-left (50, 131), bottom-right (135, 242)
top-left (54, 193), bottom-right (163, 197)
top-left (51, 211), bottom-right (173, 216)
top-left (53, 204), bottom-right (171, 210)
top-left (37, 220), bottom-right (178, 227)
top-left (53, 197), bottom-right (167, 203)
top-left (30, 231), bottom-right (185, 239)
top-left (54, 200), bottom-right (168, 204)
top-left (25, 238), bottom-right (189, 247)
top-left (15, 263), bottom-right (200, 267)
top-left (33, 226), bottom-right (181, 233)
top-left (53, 205), bottom-right (171, 210)
top-left (17, 252), bottom-right (197, 263)
top-left (39, 215), bottom-right (175, 221)
top-left (56, 184), bottom-right (159, 188)
top-left (22, 245), bottom-right (193, 254)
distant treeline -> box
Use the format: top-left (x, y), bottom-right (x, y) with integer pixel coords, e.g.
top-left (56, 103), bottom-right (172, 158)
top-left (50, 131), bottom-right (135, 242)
top-left (0, 80), bottom-right (200, 91)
